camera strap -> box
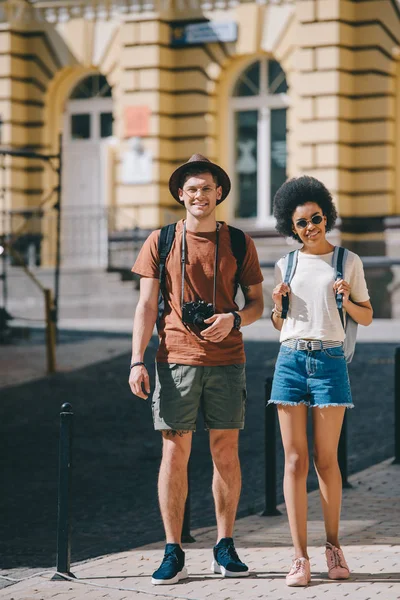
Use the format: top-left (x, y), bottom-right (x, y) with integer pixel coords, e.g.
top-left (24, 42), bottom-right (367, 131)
top-left (181, 220), bottom-right (220, 310)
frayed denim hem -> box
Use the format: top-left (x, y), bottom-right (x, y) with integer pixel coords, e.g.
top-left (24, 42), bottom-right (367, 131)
top-left (267, 400), bottom-right (354, 409)
top-left (267, 399), bottom-right (310, 407)
top-left (312, 403), bottom-right (354, 409)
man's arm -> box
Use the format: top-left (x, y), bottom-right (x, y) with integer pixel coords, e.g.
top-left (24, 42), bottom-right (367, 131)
top-left (201, 283), bottom-right (264, 343)
top-left (238, 283), bottom-right (264, 325)
top-left (129, 277), bottom-right (159, 399)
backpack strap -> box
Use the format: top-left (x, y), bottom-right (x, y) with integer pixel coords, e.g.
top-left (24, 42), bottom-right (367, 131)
top-left (227, 225), bottom-right (247, 296)
top-left (281, 250), bottom-right (298, 319)
top-left (332, 246), bottom-right (348, 328)
top-left (157, 223), bottom-right (176, 326)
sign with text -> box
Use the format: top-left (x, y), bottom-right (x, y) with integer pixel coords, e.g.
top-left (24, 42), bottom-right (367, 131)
top-left (171, 21), bottom-right (238, 46)
top-left (124, 105), bottom-right (151, 138)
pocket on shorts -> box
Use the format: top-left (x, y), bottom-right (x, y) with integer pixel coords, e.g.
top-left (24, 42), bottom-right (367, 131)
top-left (224, 365), bottom-right (246, 400)
top-left (323, 347), bottom-right (345, 360)
top-left (157, 363), bottom-right (183, 385)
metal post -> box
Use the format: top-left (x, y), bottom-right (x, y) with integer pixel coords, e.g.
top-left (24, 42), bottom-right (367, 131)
top-left (181, 461), bottom-right (195, 543)
top-left (54, 133), bottom-right (62, 335)
top-left (394, 347), bottom-right (400, 464)
top-left (262, 377), bottom-right (281, 516)
top-left (52, 403), bottom-right (75, 580)
top-left (338, 412), bottom-right (351, 488)
top-left (0, 148), bottom-right (7, 312)
top-left (44, 288), bottom-right (56, 374)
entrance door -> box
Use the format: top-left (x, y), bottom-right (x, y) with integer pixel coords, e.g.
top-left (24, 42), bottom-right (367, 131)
top-left (62, 75), bottom-right (113, 268)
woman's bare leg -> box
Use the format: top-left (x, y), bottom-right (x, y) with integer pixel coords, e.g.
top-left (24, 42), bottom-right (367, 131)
top-left (312, 407), bottom-right (345, 547)
top-left (278, 405), bottom-right (309, 559)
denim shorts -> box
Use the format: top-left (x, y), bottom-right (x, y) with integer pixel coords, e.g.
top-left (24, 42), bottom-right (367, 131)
top-left (152, 363), bottom-right (247, 431)
top-left (269, 344), bottom-right (353, 408)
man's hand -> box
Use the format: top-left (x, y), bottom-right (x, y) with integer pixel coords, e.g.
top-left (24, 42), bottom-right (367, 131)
top-left (129, 365), bottom-right (150, 399)
top-left (200, 313), bottom-right (235, 343)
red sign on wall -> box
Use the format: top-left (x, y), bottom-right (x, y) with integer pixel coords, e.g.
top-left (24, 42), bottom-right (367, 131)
top-left (124, 105), bottom-right (151, 138)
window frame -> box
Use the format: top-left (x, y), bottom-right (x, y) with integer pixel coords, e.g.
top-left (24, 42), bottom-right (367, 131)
top-left (229, 57), bottom-right (289, 227)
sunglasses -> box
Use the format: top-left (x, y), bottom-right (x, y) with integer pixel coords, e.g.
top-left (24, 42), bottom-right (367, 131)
top-left (295, 214), bottom-right (324, 229)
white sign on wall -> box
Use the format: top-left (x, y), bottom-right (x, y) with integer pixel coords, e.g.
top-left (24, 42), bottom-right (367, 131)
top-left (121, 137), bottom-right (152, 185)
top-left (171, 21), bottom-right (238, 46)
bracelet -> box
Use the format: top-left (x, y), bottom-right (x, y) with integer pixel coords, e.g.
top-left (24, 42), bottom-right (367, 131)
top-left (272, 306), bottom-right (283, 318)
top-left (130, 362), bottom-right (146, 370)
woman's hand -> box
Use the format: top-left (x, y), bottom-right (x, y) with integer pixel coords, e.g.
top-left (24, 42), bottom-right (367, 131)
top-left (272, 283), bottom-right (291, 311)
top-left (333, 279), bottom-right (351, 306)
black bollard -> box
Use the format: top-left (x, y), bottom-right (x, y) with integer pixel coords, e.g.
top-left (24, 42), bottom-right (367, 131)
top-left (338, 411), bottom-right (351, 488)
top-left (181, 461), bottom-right (195, 543)
top-left (394, 347), bottom-right (400, 465)
top-left (52, 403), bottom-right (75, 580)
top-left (262, 377), bottom-right (281, 516)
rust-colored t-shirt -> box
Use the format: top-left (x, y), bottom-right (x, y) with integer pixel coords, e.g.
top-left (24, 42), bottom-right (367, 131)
top-left (132, 220), bottom-right (263, 366)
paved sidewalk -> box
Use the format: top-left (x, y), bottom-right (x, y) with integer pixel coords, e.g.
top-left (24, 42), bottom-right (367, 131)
top-left (2, 458), bottom-right (399, 600)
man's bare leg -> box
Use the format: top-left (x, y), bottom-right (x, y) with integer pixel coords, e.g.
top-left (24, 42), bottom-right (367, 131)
top-left (209, 429), bottom-right (241, 541)
top-left (158, 430), bottom-right (192, 545)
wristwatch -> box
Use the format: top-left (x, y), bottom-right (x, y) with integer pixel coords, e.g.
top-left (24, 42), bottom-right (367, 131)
top-left (230, 311), bottom-right (242, 330)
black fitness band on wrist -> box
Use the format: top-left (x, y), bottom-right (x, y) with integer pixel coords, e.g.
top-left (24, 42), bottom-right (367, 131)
top-left (130, 362), bottom-right (146, 370)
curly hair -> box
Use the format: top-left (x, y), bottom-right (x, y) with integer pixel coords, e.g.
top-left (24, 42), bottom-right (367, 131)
top-left (273, 175), bottom-right (338, 240)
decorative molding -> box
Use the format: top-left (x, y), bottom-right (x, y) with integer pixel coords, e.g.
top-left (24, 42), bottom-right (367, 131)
top-left (0, 0), bottom-right (294, 24)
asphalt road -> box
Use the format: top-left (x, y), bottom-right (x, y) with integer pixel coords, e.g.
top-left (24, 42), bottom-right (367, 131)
top-left (0, 334), bottom-right (396, 581)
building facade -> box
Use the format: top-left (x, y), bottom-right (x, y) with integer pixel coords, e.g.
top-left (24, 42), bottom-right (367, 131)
top-left (0, 0), bottom-right (399, 275)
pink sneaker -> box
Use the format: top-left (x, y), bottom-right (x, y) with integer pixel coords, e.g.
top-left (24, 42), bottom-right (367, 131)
top-left (285, 557), bottom-right (311, 586)
top-left (325, 542), bottom-right (350, 580)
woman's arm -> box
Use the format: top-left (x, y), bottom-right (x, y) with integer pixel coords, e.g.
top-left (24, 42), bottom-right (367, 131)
top-left (344, 299), bottom-right (373, 326)
top-left (334, 279), bottom-right (373, 326)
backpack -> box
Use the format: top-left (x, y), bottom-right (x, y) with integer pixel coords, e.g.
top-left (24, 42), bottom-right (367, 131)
top-left (280, 247), bottom-right (357, 363)
top-left (157, 223), bottom-right (247, 329)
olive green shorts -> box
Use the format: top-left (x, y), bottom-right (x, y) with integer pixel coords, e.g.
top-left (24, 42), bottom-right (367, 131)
top-left (152, 363), bottom-right (247, 431)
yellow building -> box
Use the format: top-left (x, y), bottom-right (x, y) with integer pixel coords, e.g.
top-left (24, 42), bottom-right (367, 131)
top-left (0, 0), bottom-right (399, 279)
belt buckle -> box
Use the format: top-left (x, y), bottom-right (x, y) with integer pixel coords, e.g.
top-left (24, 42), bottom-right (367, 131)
top-left (307, 341), bottom-right (313, 351)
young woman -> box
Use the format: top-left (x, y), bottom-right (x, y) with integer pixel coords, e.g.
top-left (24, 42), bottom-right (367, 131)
top-left (270, 176), bottom-right (373, 586)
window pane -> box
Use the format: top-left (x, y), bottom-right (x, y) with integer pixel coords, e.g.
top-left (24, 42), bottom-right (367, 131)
top-left (100, 112), bottom-right (113, 138)
top-left (270, 109), bottom-right (287, 214)
top-left (233, 61), bottom-right (260, 97)
top-left (268, 60), bottom-right (288, 94)
top-left (71, 114), bottom-right (91, 139)
top-left (235, 111), bottom-right (258, 218)
top-left (70, 75), bottom-right (112, 99)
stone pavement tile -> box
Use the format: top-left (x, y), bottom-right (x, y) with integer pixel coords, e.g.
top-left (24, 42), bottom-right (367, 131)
top-left (2, 460), bottom-right (399, 600)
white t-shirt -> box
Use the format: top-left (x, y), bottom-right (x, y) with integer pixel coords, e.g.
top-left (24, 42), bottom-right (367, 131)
top-left (275, 250), bottom-right (370, 343)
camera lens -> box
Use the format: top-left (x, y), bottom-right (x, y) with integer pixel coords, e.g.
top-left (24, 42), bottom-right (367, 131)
top-left (193, 314), bottom-right (205, 326)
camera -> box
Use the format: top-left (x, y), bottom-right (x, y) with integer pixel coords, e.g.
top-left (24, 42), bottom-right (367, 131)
top-left (182, 300), bottom-right (214, 330)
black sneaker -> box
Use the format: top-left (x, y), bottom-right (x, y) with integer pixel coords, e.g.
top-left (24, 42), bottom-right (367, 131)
top-left (211, 537), bottom-right (249, 577)
top-left (151, 544), bottom-right (188, 585)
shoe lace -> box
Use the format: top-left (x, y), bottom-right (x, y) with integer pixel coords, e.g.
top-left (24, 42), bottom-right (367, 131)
top-left (218, 543), bottom-right (241, 564)
top-left (290, 558), bottom-right (307, 575)
top-left (161, 550), bottom-right (179, 567)
top-left (327, 546), bottom-right (346, 569)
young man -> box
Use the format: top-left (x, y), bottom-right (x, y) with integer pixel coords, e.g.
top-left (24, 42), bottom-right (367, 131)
top-left (129, 154), bottom-right (264, 585)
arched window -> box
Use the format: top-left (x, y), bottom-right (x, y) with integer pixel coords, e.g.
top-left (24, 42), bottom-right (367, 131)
top-left (231, 58), bottom-right (288, 224)
top-left (70, 74), bottom-right (112, 99)
top-left (68, 74), bottom-right (113, 140)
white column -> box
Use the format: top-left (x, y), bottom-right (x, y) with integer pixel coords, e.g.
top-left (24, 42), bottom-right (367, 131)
top-left (257, 106), bottom-right (270, 227)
